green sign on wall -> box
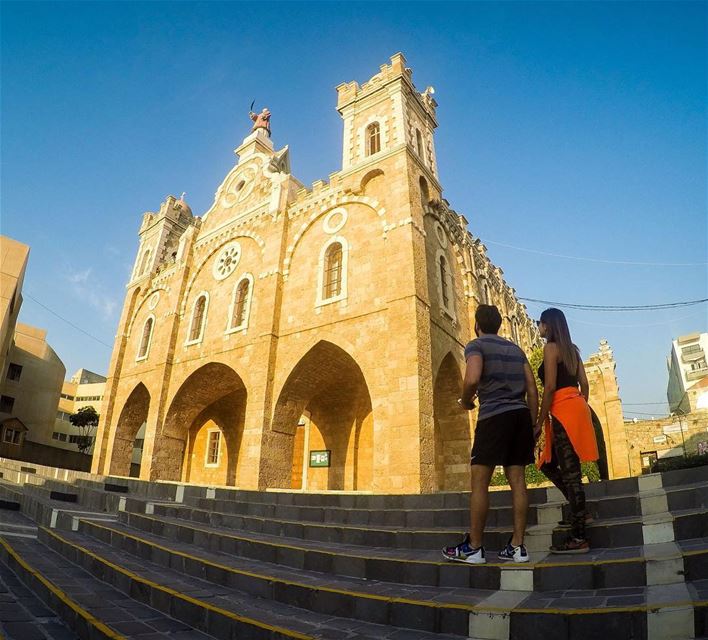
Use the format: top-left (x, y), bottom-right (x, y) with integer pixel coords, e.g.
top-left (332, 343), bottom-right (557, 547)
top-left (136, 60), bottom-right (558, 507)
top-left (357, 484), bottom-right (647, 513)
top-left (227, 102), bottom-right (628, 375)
top-left (309, 450), bottom-right (331, 467)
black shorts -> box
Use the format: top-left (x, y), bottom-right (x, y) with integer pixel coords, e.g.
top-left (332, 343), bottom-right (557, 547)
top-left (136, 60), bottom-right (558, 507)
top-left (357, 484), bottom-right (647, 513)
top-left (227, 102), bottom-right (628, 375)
top-left (470, 407), bottom-right (535, 467)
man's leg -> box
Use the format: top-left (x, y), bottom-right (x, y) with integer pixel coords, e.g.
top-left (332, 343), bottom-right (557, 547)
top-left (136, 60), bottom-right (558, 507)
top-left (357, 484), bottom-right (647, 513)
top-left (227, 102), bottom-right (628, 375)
top-left (468, 464), bottom-right (495, 548)
top-left (552, 418), bottom-right (586, 540)
top-left (504, 465), bottom-right (527, 547)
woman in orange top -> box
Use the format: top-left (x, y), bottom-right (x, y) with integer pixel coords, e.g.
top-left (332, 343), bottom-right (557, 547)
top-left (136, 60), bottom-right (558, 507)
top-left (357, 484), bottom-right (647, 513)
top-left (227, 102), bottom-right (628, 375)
top-left (535, 308), bottom-right (598, 554)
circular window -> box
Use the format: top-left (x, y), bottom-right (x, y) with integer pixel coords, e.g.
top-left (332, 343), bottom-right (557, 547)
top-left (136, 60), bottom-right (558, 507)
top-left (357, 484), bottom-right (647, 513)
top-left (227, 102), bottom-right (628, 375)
top-left (434, 222), bottom-right (448, 248)
top-left (323, 207), bottom-right (348, 234)
top-left (212, 242), bottom-right (242, 281)
top-left (222, 165), bottom-right (258, 208)
top-left (148, 291), bottom-right (160, 310)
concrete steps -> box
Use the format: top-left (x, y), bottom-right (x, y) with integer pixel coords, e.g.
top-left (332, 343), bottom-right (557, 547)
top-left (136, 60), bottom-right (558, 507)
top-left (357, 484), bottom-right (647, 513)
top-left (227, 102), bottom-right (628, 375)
top-left (117, 508), bottom-right (708, 592)
top-left (39, 524), bottom-right (464, 639)
top-left (0, 531), bottom-right (208, 639)
top-left (0, 460), bottom-right (705, 639)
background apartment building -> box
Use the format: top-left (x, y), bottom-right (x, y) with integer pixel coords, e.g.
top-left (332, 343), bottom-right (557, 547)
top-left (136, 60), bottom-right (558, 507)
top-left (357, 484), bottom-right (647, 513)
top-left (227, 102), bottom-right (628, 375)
top-left (52, 368), bottom-right (106, 454)
top-left (667, 332), bottom-right (708, 414)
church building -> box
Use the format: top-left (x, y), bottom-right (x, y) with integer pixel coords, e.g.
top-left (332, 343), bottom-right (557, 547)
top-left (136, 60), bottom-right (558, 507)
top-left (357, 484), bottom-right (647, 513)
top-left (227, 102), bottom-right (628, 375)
top-left (92, 53), bottom-right (546, 493)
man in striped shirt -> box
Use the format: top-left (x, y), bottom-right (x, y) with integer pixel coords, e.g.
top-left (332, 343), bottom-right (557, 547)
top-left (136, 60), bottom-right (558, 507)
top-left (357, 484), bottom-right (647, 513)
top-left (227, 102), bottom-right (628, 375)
top-left (442, 305), bottom-right (539, 564)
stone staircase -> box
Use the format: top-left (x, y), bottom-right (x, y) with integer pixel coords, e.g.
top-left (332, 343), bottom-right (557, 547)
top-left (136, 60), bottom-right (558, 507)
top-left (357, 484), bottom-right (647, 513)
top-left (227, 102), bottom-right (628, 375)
top-left (0, 458), bottom-right (705, 640)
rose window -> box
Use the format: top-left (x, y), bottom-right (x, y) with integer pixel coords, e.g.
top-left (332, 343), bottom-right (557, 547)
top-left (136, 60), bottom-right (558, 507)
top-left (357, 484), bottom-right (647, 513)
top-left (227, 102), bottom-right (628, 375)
top-left (212, 242), bottom-right (242, 281)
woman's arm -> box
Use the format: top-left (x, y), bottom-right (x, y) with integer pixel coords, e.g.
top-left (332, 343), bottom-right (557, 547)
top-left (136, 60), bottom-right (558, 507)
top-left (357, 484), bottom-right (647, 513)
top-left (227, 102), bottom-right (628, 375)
top-left (536, 343), bottom-right (558, 431)
top-left (577, 353), bottom-right (590, 401)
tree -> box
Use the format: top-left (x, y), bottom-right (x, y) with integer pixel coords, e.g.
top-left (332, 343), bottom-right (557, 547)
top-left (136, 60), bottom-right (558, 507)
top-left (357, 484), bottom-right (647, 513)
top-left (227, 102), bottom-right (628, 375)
top-left (69, 406), bottom-right (99, 455)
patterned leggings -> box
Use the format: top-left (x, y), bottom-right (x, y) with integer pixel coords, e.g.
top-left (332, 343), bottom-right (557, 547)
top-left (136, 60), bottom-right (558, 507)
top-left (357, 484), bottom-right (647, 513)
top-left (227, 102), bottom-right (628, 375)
top-left (540, 417), bottom-right (587, 540)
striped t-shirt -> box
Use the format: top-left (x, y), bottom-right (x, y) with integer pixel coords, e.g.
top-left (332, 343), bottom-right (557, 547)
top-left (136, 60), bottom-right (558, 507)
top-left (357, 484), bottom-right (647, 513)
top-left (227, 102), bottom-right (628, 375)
top-left (464, 335), bottom-right (529, 420)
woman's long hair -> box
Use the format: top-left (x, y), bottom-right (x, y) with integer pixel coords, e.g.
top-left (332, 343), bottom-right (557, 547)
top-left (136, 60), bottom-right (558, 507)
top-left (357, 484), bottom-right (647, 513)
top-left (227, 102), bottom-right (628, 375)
top-left (540, 308), bottom-right (580, 375)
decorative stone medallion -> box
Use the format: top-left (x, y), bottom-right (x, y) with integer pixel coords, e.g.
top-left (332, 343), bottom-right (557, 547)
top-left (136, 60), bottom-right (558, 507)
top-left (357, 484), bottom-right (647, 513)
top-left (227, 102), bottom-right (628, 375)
top-left (434, 222), bottom-right (448, 248)
top-left (212, 242), bottom-right (241, 281)
top-left (323, 207), bottom-right (348, 234)
top-left (148, 291), bottom-right (160, 310)
top-left (221, 163), bottom-right (258, 208)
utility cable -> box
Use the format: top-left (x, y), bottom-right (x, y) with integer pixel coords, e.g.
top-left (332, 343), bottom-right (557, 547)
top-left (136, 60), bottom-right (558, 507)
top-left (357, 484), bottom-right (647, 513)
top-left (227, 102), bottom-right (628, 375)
top-left (519, 296), bottom-right (707, 312)
top-left (25, 293), bottom-right (113, 349)
top-left (482, 238), bottom-right (708, 267)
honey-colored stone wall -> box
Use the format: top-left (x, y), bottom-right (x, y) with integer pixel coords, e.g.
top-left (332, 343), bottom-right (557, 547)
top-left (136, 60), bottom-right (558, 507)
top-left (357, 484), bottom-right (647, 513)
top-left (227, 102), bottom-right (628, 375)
top-left (93, 54), bottom-right (541, 493)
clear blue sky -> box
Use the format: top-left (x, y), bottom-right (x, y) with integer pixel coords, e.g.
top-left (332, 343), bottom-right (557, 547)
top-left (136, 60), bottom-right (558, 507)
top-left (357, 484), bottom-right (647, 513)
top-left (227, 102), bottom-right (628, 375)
top-left (2, 1), bottom-right (706, 416)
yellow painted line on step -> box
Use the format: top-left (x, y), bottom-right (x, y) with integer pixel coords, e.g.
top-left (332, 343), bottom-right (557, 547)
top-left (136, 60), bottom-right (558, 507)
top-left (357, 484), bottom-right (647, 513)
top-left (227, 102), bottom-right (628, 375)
top-left (76, 519), bottom-right (477, 612)
top-left (136, 511), bottom-right (655, 570)
top-left (157, 502), bottom-right (557, 540)
top-left (0, 536), bottom-right (126, 640)
top-left (76, 518), bottom-right (708, 618)
top-left (41, 527), bottom-right (315, 640)
top-left (130, 511), bottom-right (469, 568)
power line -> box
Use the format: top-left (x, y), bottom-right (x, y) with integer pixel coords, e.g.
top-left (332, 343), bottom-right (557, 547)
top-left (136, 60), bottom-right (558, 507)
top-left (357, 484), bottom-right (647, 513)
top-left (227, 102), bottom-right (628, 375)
top-left (25, 293), bottom-right (113, 350)
top-left (622, 402), bottom-right (669, 406)
top-left (535, 308), bottom-right (706, 329)
top-left (482, 238), bottom-right (708, 267)
top-left (623, 410), bottom-right (671, 416)
top-left (519, 296), bottom-right (707, 312)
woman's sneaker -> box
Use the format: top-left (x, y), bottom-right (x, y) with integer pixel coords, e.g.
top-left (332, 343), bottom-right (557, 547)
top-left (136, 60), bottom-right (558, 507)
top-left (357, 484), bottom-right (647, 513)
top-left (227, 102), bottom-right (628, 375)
top-left (550, 537), bottom-right (590, 554)
top-left (498, 539), bottom-right (529, 563)
top-left (441, 533), bottom-right (486, 564)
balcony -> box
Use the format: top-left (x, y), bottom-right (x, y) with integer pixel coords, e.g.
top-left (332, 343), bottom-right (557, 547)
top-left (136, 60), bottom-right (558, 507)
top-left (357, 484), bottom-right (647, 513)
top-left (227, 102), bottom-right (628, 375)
top-left (687, 367), bottom-right (708, 381)
top-left (682, 346), bottom-right (706, 363)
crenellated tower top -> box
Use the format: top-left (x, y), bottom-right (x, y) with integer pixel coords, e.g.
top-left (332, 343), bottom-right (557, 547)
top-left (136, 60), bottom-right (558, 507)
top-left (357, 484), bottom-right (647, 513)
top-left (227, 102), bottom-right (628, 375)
top-left (335, 53), bottom-right (439, 182)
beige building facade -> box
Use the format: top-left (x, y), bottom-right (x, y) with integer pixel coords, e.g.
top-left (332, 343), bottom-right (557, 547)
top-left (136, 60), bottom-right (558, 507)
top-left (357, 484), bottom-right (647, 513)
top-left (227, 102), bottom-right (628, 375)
top-left (52, 369), bottom-right (106, 453)
top-left (0, 322), bottom-right (66, 454)
top-left (0, 236), bottom-right (29, 382)
top-left (92, 53), bottom-right (548, 493)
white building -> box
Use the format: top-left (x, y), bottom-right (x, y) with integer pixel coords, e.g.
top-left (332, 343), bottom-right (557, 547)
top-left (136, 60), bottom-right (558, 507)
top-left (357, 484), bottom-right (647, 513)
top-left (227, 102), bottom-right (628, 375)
top-left (667, 332), bottom-right (708, 414)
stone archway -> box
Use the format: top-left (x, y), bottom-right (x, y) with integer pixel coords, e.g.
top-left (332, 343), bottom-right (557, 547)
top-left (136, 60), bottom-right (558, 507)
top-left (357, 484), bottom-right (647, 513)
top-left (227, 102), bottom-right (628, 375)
top-left (263, 340), bottom-right (373, 491)
top-left (152, 363), bottom-right (246, 484)
top-left (433, 352), bottom-right (472, 491)
top-left (109, 383), bottom-right (150, 477)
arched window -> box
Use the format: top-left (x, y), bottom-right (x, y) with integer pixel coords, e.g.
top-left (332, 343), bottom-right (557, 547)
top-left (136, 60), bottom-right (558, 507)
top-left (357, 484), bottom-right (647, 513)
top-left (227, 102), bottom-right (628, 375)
top-left (137, 316), bottom-right (154, 360)
top-left (188, 294), bottom-right (208, 344)
top-left (228, 276), bottom-right (252, 331)
top-left (366, 122), bottom-right (380, 156)
top-left (480, 281), bottom-right (491, 305)
top-left (324, 242), bottom-right (343, 299)
top-left (419, 176), bottom-right (429, 208)
top-left (511, 317), bottom-right (520, 344)
top-left (139, 249), bottom-right (151, 275)
top-left (439, 255), bottom-right (450, 309)
top-left (416, 129), bottom-right (425, 160)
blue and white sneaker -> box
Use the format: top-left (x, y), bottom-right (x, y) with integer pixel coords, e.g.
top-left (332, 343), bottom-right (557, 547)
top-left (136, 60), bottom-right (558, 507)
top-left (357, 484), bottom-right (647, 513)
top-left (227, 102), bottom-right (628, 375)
top-left (441, 533), bottom-right (486, 564)
top-left (498, 538), bottom-right (529, 563)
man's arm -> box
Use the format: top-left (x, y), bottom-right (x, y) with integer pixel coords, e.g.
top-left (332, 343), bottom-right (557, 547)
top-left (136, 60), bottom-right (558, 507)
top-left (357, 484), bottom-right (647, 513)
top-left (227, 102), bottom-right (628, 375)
top-left (460, 353), bottom-right (483, 409)
top-left (523, 361), bottom-right (539, 437)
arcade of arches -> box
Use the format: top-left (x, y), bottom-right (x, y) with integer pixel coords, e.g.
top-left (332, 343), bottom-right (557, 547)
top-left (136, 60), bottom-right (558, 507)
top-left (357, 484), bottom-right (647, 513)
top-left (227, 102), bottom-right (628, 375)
top-left (107, 342), bottom-right (477, 492)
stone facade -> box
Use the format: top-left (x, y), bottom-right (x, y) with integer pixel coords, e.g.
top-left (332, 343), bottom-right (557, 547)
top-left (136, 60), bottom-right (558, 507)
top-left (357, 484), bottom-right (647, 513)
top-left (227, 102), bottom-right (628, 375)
top-left (92, 53), bottom-right (541, 493)
top-left (624, 412), bottom-right (708, 476)
top-left (584, 340), bottom-right (629, 479)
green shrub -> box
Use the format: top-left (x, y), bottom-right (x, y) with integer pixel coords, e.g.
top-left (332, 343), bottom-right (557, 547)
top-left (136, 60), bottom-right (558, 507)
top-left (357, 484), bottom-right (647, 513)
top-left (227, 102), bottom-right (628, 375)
top-left (581, 461), bottom-right (600, 483)
top-left (651, 453), bottom-right (708, 473)
top-left (489, 461), bottom-right (600, 487)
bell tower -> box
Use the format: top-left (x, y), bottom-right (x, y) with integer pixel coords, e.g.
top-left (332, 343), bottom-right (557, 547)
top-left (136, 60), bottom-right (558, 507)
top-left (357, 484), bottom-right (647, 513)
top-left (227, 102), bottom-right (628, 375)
top-left (336, 52), bottom-right (439, 185)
